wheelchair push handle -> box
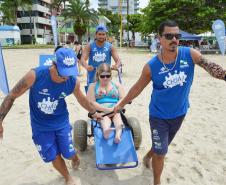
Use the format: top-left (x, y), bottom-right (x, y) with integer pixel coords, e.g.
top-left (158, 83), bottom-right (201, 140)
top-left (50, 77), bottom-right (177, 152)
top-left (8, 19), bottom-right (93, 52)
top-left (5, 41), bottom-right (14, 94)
top-left (88, 109), bottom-right (125, 119)
top-left (102, 109), bottom-right (125, 117)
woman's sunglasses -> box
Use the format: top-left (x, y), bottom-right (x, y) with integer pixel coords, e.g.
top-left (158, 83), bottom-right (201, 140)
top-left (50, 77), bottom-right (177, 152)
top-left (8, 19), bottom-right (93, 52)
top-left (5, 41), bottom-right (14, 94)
top-left (162, 33), bottom-right (182, 40)
top-left (99, 74), bottom-right (111, 79)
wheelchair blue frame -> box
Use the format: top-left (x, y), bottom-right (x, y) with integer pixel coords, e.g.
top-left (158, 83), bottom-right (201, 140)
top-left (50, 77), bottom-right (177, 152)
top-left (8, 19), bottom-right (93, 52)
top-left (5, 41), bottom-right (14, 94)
top-left (91, 120), bottom-right (138, 170)
top-left (84, 64), bottom-right (138, 170)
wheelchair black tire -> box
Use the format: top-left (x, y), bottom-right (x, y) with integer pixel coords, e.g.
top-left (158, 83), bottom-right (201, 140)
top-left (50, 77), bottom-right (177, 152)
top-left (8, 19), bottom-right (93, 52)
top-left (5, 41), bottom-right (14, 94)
top-left (126, 117), bottom-right (142, 150)
top-left (73, 120), bottom-right (87, 151)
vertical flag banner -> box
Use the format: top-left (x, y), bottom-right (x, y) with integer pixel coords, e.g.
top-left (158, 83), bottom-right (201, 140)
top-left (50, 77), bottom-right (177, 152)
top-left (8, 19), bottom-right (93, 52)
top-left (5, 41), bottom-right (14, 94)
top-left (51, 15), bottom-right (58, 48)
top-left (212, 19), bottom-right (225, 55)
top-left (39, 55), bottom-right (55, 66)
top-left (0, 43), bottom-right (9, 95)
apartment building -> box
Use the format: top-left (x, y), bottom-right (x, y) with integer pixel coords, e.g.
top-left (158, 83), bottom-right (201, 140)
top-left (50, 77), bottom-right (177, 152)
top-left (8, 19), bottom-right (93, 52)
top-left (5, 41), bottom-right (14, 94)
top-left (17, 0), bottom-right (52, 44)
top-left (98, 0), bottom-right (139, 22)
top-left (98, 0), bottom-right (148, 47)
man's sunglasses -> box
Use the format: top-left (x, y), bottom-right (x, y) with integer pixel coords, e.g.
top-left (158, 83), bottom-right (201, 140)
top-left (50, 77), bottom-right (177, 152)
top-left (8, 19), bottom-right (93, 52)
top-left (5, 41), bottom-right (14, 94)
top-left (162, 33), bottom-right (182, 40)
top-left (99, 74), bottom-right (111, 79)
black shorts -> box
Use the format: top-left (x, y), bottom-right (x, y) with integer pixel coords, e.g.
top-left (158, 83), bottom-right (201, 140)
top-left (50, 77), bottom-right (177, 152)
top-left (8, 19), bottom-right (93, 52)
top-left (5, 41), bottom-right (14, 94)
top-left (149, 114), bottom-right (185, 155)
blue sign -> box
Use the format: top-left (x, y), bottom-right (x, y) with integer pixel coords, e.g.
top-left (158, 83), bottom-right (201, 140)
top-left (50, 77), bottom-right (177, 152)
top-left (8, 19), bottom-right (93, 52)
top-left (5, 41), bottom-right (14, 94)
top-left (212, 19), bottom-right (225, 55)
top-left (0, 43), bottom-right (9, 95)
top-left (51, 15), bottom-right (58, 48)
top-left (39, 55), bottom-right (55, 66)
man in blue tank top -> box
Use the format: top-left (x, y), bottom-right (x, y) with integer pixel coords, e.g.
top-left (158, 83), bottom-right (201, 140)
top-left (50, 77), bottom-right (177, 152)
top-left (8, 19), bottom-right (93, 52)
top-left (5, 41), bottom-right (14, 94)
top-left (80, 25), bottom-right (121, 84)
top-left (0, 47), bottom-right (101, 185)
top-left (114, 20), bottom-right (226, 185)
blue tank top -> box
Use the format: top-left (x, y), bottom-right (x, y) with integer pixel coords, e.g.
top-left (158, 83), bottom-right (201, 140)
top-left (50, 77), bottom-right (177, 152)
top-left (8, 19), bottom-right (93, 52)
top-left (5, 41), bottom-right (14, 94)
top-left (88, 41), bottom-right (112, 83)
top-left (148, 47), bottom-right (194, 119)
top-left (29, 66), bottom-right (76, 131)
top-left (95, 81), bottom-right (119, 108)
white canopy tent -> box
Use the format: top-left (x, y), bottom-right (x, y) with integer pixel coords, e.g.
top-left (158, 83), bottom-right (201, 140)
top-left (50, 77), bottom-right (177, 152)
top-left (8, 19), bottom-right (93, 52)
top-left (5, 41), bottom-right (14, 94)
top-left (0, 25), bottom-right (21, 46)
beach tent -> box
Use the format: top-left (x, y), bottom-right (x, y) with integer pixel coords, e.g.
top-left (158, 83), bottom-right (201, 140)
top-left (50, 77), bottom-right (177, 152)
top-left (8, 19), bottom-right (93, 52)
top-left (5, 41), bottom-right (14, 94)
top-left (180, 30), bottom-right (202, 40)
top-left (0, 25), bottom-right (21, 46)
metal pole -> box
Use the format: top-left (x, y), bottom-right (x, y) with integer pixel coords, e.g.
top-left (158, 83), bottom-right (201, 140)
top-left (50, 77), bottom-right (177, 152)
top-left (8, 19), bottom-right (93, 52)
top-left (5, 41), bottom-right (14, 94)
top-left (119, 0), bottom-right (122, 48)
top-left (127, 0), bottom-right (129, 47)
top-left (29, 10), bottom-right (33, 44)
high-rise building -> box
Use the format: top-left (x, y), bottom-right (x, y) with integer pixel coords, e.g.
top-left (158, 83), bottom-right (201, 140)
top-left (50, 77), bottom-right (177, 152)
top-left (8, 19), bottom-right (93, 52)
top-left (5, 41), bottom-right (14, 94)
top-left (98, 0), bottom-right (139, 22)
top-left (17, 0), bottom-right (52, 44)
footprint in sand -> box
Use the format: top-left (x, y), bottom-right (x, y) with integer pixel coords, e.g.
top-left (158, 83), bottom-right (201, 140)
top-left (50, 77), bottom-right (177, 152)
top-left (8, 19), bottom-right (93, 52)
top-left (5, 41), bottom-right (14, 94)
top-left (191, 166), bottom-right (203, 177)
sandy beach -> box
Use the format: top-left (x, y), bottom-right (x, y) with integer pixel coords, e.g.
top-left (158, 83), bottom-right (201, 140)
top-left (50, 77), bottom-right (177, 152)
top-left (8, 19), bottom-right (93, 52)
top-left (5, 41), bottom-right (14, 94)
top-left (0, 48), bottom-right (226, 185)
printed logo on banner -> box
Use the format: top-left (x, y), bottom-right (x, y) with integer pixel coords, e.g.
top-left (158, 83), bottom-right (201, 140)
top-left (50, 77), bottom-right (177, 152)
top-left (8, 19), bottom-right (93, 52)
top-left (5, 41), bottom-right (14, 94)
top-left (39, 55), bottom-right (55, 66)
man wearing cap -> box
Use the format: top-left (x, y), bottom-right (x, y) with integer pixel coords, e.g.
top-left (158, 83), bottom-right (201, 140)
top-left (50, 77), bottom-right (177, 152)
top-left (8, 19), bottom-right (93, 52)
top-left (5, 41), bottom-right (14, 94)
top-left (81, 25), bottom-right (121, 84)
top-left (0, 47), bottom-right (101, 185)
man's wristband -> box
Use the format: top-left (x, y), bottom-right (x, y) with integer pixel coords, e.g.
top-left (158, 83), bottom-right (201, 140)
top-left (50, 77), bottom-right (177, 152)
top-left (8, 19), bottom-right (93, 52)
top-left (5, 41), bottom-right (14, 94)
top-left (88, 111), bottom-right (97, 118)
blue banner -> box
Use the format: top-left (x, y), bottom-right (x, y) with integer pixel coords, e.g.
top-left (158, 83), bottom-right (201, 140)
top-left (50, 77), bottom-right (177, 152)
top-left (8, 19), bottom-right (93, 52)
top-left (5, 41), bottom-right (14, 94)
top-left (0, 43), bottom-right (9, 95)
top-left (39, 55), bottom-right (55, 66)
top-left (51, 15), bottom-right (58, 48)
top-left (212, 19), bottom-right (225, 55)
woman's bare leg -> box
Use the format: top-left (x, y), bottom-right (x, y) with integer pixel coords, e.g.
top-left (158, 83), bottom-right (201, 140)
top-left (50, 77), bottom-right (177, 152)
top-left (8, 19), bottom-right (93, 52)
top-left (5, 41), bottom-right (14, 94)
top-left (101, 116), bottom-right (113, 139)
top-left (112, 113), bottom-right (123, 143)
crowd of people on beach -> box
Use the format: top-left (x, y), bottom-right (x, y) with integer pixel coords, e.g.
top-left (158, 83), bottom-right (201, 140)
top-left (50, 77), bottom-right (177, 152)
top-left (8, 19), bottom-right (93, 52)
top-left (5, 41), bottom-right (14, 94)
top-left (0, 20), bottom-right (226, 185)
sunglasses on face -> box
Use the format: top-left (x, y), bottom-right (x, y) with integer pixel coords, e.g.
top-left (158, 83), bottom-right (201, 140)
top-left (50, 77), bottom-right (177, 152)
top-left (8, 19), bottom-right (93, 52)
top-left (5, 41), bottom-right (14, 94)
top-left (99, 74), bottom-right (111, 79)
top-left (162, 33), bottom-right (182, 40)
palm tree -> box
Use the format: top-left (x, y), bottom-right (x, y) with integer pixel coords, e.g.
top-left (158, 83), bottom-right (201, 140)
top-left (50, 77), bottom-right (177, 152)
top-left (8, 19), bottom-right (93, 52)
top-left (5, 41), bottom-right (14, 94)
top-left (0, 0), bottom-right (32, 25)
top-left (61, 0), bottom-right (98, 43)
top-left (51, 0), bottom-right (69, 10)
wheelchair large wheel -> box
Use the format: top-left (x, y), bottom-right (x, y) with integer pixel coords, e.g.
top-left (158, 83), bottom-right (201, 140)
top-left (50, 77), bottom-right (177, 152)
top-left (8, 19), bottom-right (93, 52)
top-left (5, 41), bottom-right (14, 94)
top-left (73, 120), bottom-right (87, 151)
top-left (127, 117), bottom-right (142, 150)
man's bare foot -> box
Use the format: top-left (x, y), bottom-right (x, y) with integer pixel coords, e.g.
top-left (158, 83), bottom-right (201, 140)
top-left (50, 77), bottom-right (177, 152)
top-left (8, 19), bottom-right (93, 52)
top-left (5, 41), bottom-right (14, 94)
top-left (103, 128), bottom-right (115, 139)
top-left (143, 154), bottom-right (151, 168)
top-left (72, 155), bottom-right (80, 170)
top-left (65, 176), bottom-right (77, 185)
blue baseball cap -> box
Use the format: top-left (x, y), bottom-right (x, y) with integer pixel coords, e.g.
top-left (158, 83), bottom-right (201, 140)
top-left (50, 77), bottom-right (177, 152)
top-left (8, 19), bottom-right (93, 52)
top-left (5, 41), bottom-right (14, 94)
top-left (55, 48), bottom-right (78, 77)
top-left (96, 25), bottom-right (108, 33)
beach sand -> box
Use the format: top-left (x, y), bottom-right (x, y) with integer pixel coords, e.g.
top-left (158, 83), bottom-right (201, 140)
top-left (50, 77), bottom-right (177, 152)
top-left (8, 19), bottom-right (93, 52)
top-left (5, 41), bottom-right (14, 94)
top-left (0, 48), bottom-right (225, 185)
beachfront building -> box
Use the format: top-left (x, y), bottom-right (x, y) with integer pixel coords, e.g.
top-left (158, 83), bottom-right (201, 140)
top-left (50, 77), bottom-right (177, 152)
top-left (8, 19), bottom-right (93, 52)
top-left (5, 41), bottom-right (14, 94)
top-left (17, 0), bottom-right (52, 44)
top-left (98, 0), bottom-right (147, 47)
top-left (98, 0), bottom-right (139, 23)
top-left (0, 25), bottom-right (21, 46)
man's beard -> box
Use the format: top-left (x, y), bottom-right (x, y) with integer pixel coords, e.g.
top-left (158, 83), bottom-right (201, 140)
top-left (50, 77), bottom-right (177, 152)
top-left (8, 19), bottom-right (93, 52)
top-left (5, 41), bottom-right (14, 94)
top-left (96, 38), bottom-right (105, 42)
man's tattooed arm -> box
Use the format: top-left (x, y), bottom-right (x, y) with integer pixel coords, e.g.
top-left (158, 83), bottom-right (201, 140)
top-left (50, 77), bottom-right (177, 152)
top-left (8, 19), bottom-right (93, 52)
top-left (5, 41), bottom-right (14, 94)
top-left (0, 95), bottom-right (14, 122)
top-left (196, 56), bottom-right (226, 80)
top-left (0, 77), bottom-right (29, 122)
top-left (0, 70), bottom-right (35, 123)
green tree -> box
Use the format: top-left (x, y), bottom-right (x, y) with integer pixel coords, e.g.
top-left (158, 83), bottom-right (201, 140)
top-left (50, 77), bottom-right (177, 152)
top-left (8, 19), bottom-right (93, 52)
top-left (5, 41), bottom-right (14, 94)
top-left (98, 8), bottom-right (121, 39)
top-left (141, 0), bottom-right (226, 34)
top-left (0, 0), bottom-right (32, 25)
top-left (61, 0), bottom-right (98, 43)
top-left (51, 0), bottom-right (69, 9)
top-left (126, 14), bottom-right (142, 41)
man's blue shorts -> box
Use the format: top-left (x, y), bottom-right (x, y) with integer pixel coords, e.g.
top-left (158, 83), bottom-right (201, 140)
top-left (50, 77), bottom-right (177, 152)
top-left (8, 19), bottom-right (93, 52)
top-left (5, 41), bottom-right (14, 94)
top-left (32, 125), bottom-right (76, 163)
top-left (149, 114), bottom-right (185, 155)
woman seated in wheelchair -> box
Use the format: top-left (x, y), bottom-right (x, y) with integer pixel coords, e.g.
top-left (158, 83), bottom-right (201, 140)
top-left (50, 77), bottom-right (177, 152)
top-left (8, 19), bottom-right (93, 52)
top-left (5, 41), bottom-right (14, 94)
top-left (87, 63), bottom-right (125, 143)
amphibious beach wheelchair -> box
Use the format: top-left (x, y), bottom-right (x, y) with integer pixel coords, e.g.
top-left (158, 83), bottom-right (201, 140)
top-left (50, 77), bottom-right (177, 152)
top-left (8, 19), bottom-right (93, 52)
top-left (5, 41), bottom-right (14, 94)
top-left (73, 66), bottom-right (142, 170)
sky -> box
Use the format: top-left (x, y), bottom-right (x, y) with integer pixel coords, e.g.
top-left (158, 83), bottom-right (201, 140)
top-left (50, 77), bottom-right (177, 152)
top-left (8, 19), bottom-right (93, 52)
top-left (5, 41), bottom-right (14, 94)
top-left (90, 0), bottom-right (149, 10)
